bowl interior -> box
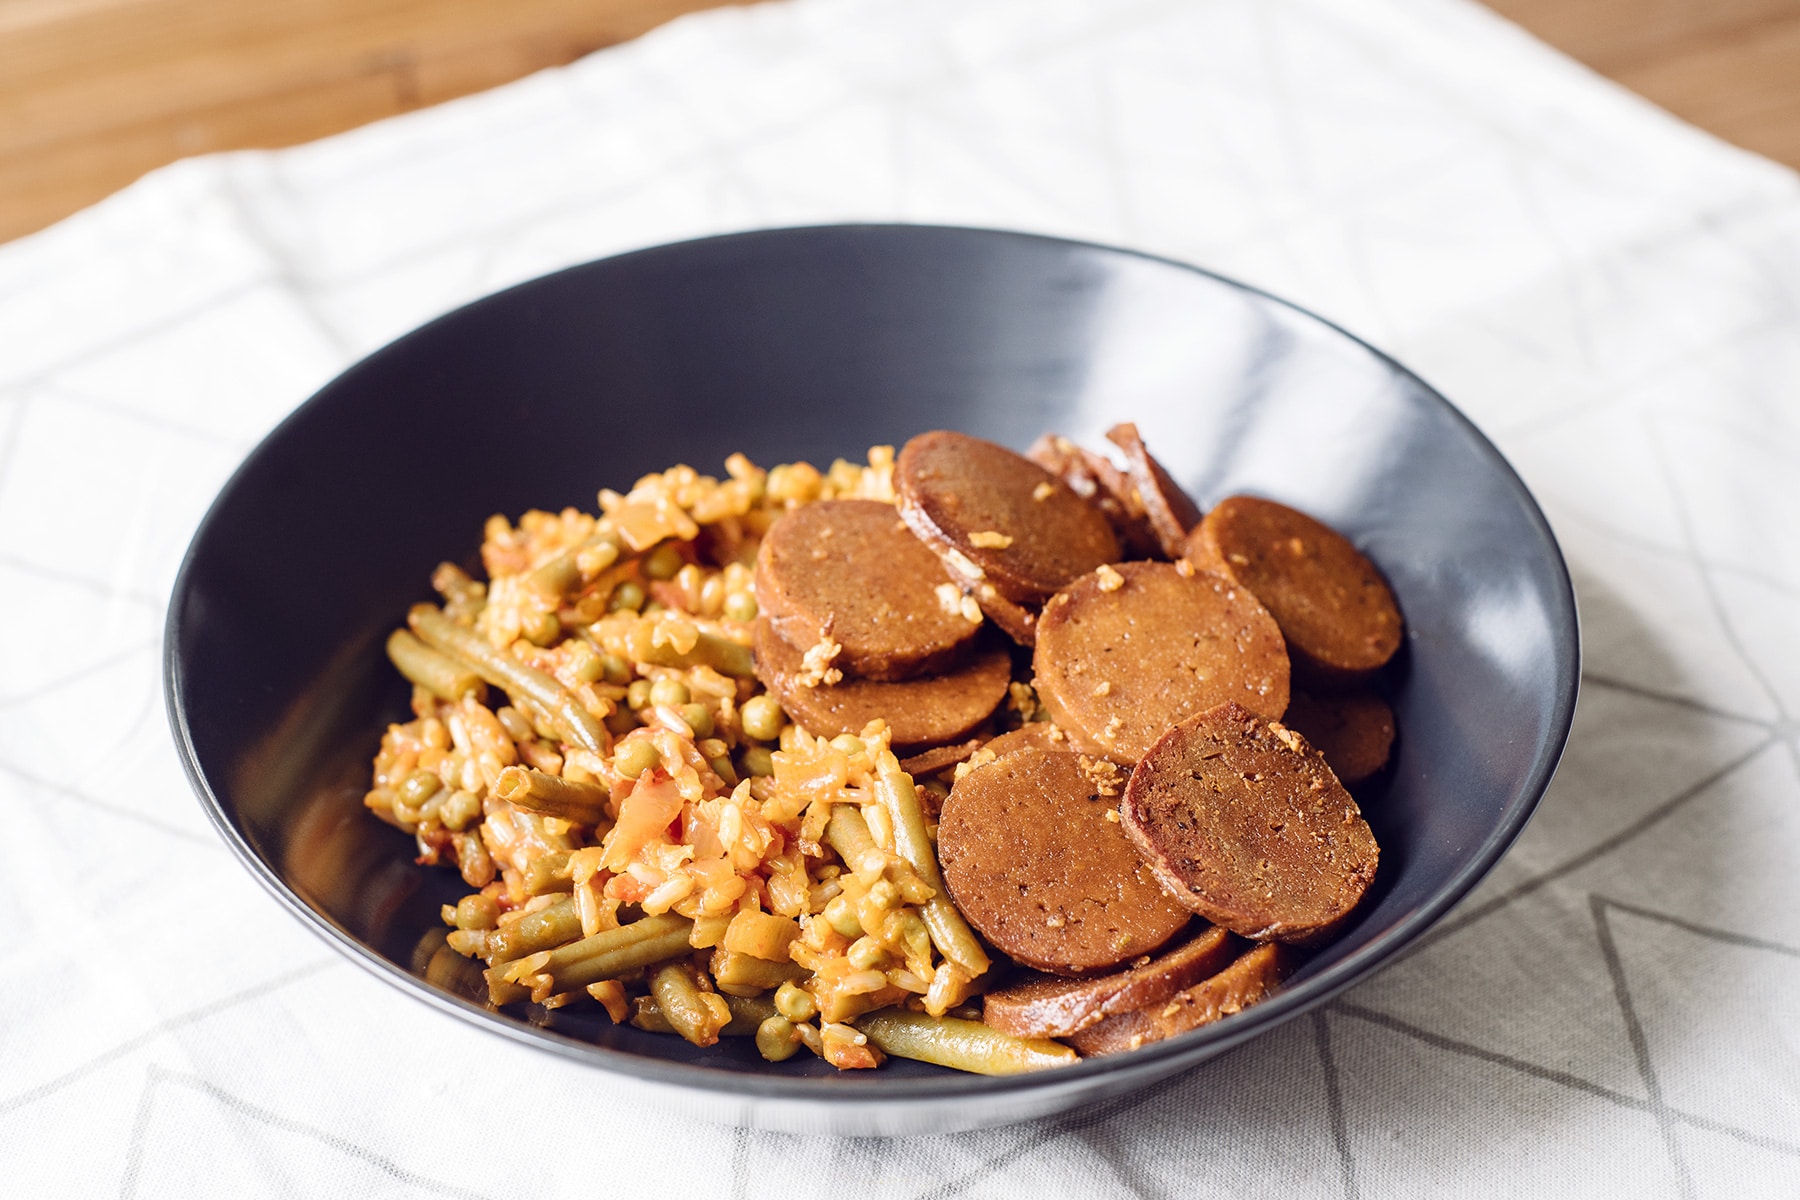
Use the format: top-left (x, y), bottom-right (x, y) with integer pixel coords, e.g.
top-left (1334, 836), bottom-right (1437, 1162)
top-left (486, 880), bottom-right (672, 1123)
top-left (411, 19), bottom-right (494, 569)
top-left (167, 225), bottom-right (1576, 1116)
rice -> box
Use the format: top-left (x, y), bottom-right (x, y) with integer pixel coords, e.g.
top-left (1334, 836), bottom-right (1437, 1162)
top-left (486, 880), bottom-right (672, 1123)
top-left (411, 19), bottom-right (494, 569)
top-left (365, 446), bottom-right (985, 1070)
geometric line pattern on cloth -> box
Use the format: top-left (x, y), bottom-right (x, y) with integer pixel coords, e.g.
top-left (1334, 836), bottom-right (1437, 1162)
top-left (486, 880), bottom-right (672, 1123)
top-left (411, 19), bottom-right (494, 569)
top-left (0, 636), bottom-right (157, 708)
top-left (1331, 1002), bottom-right (1800, 1161)
top-left (1313, 1011), bottom-right (1361, 1200)
top-left (0, 958), bottom-right (337, 1119)
top-left (1409, 733), bottom-right (1778, 952)
top-left (1591, 893), bottom-right (1695, 1198)
top-left (904, 1076), bottom-right (1188, 1200)
top-left (118, 1065), bottom-right (495, 1200)
top-left (0, 759), bottom-right (220, 847)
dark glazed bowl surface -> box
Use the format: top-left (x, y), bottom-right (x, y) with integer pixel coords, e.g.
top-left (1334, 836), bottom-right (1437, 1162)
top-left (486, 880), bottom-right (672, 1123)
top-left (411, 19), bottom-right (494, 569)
top-left (165, 225), bottom-right (1578, 1136)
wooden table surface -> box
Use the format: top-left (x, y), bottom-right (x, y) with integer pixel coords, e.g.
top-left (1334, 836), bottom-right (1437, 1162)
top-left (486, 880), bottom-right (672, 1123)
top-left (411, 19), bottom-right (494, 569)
top-left (2, 0), bottom-right (1798, 245)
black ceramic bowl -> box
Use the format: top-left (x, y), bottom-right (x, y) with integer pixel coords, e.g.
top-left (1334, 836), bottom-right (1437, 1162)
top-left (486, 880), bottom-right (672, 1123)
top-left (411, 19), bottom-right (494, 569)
top-left (166, 225), bottom-right (1577, 1136)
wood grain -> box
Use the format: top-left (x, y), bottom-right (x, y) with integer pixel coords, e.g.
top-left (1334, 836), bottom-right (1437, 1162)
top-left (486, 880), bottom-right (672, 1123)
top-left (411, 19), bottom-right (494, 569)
top-left (0, 0), bottom-right (740, 243)
top-left (2, 0), bottom-right (1798, 245)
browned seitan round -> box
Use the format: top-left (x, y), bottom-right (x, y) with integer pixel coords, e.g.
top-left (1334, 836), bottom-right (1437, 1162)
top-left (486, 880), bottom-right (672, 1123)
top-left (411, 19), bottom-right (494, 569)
top-left (937, 747), bottom-right (1191, 976)
top-left (1066, 942), bottom-right (1292, 1056)
top-left (1281, 688), bottom-right (1396, 785)
top-left (751, 618), bottom-right (1010, 749)
top-left (1032, 561), bottom-right (1289, 764)
top-left (896, 431), bottom-right (1120, 638)
top-left (982, 923), bottom-right (1236, 1039)
top-left (1121, 702), bottom-right (1378, 945)
top-left (1185, 495), bottom-right (1402, 685)
top-left (754, 498), bottom-right (980, 681)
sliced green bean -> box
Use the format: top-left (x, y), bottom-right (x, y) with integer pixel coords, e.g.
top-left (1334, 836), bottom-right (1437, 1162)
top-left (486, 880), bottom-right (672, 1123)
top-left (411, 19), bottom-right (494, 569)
top-left (527, 528), bottom-right (623, 599)
top-left (492, 765), bottom-right (611, 826)
top-left (624, 624), bottom-right (756, 678)
top-left (856, 1010), bottom-right (1077, 1075)
top-left (486, 896), bottom-right (582, 961)
top-left (385, 629), bottom-right (485, 701)
top-left (649, 961), bottom-right (731, 1047)
top-left (825, 804), bottom-right (885, 880)
top-left (407, 605), bottom-right (605, 754)
top-left (533, 914), bottom-right (694, 991)
top-left (875, 758), bottom-right (991, 977)
top-left (632, 991), bottom-right (774, 1037)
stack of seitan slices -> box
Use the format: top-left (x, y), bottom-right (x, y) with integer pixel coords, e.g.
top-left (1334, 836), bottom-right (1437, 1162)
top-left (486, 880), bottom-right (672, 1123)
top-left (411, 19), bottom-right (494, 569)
top-left (751, 427), bottom-right (1407, 1056)
top-left (750, 497), bottom-right (1013, 750)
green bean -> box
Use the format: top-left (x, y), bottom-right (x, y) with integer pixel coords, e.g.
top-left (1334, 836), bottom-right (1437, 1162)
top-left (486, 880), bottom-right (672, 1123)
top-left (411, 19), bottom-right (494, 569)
top-left (875, 758), bottom-right (990, 977)
top-left (527, 528), bottom-right (623, 599)
top-left (740, 695), bottom-right (783, 742)
top-left (491, 765), bottom-right (611, 826)
top-left (627, 628), bottom-right (756, 679)
top-left (531, 914), bottom-right (694, 991)
top-left (855, 1010), bottom-right (1076, 1075)
top-left (521, 850), bottom-right (575, 896)
top-left (825, 804), bottom-right (885, 880)
top-left (385, 629), bottom-right (485, 702)
top-left (407, 605), bottom-right (605, 754)
top-left (711, 949), bottom-right (805, 994)
top-left (649, 961), bottom-right (731, 1046)
top-left (631, 991), bottom-right (774, 1037)
top-left (454, 894), bottom-right (500, 931)
top-left (486, 896), bottom-right (582, 961)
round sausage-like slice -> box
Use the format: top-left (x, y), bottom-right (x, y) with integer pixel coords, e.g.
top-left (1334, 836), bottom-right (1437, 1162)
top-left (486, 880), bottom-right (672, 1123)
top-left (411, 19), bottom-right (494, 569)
top-left (751, 618), bottom-right (1010, 749)
top-left (1185, 495), bottom-right (1402, 684)
top-left (1281, 688), bottom-right (1396, 785)
top-left (1027, 433), bottom-right (1163, 560)
top-left (1122, 702), bottom-right (1378, 945)
top-left (1066, 942), bottom-right (1291, 1056)
top-left (754, 499), bottom-right (980, 681)
top-left (1033, 561), bottom-right (1289, 764)
top-left (1105, 422), bottom-right (1201, 559)
top-left (982, 924), bottom-right (1236, 1039)
top-left (896, 431), bottom-right (1121, 617)
top-left (937, 747), bottom-right (1192, 975)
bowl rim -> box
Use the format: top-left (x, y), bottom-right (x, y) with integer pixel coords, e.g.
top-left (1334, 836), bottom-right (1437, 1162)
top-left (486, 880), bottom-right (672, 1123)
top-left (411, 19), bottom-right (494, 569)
top-left (163, 221), bottom-right (1580, 1106)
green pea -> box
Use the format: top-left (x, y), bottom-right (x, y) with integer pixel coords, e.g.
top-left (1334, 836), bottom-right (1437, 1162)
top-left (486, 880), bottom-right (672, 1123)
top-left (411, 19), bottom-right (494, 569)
top-left (679, 702), bottom-right (715, 739)
top-left (740, 695), bottom-right (783, 742)
top-left (643, 543), bottom-right (684, 581)
top-left (609, 581), bottom-right (646, 613)
top-left (755, 1015), bottom-right (801, 1062)
top-left (604, 707), bottom-right (639, 737)
top-left (521, 610), bottom-right (561, 646)
top-left (613, 738), bottom-right (661, 780)
top-left (569, 640), bottom-right (605, 683)
top-left (649, 677), bottom-right (690, 707)
top-left (723, 591), bottom-right (759, 623)
top-left (626, 679), bottom-right (654, 710)
top-left (740, 746), bottom-right (775, 778)
top-left (600, 653), bottom-right (631, 687)
top-left (824, 894), bottom-right (862, 940)
top-left (774, 981), bottom-right (817, 1024)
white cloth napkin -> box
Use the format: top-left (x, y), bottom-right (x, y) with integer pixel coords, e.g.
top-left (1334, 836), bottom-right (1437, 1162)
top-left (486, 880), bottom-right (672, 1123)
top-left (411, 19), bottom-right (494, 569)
top-left (3, 0), bottom-right (1798, 1193)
